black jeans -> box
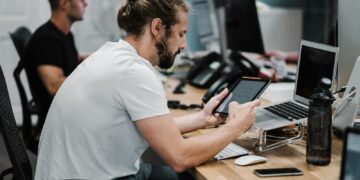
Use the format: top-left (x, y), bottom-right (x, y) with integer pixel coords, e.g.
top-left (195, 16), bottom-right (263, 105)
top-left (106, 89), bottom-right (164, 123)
top-left (114, 163), bottom-right (179, 180)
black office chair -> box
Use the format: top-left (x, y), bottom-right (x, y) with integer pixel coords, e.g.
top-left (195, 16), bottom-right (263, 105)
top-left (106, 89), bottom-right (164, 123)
top-left (0, 65), bottom-right (33, 180)
top-left (9, 26), bottom-right (40, 153)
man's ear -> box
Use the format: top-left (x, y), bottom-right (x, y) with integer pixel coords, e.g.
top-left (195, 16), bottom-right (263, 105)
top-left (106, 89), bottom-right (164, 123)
top-left (59, 0), bottom-right (70, 11)
top-left (150, 18), bottom-right (163, 38)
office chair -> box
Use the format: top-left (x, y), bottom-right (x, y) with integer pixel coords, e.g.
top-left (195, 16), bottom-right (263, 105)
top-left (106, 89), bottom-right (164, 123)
top-left (0, 66), bottom-right (33, 180)
top-left (9, 26), bottom-right (41, 153)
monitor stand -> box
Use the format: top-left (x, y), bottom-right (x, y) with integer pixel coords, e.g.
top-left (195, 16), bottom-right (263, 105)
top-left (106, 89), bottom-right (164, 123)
top-left (253, 123), bottom-right (305, 152)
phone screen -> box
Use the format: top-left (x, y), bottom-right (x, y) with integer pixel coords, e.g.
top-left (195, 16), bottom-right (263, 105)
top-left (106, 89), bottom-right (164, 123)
top-left (214, 78), bottom-right (271, 115)
top-left (254, 167), bottom-right (303, 177)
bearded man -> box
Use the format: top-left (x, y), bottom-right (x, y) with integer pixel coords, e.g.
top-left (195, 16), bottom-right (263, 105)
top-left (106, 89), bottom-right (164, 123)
top-left (35, 0), bottom-right (259, 179)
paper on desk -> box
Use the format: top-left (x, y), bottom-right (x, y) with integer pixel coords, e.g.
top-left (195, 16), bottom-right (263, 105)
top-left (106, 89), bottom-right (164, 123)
top-left (261, 83), bottom-right (295, 104)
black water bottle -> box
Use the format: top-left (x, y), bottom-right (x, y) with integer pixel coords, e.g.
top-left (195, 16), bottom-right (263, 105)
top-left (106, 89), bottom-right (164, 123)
top-left (306, 78), bottom-right (335, 165)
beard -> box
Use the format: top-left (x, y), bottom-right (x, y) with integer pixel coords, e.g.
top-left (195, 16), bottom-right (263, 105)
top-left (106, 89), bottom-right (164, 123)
top-left (69, 15), bottom-right (83, 22)
top-left (156, 37), bottom-right (181, 69)
top-left (68, 12), bottom-right (84, 22)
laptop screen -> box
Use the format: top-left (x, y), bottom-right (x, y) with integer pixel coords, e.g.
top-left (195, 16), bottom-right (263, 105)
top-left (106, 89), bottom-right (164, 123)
top-left (294, 41), bottom-right (339, 105)
top-left (340, 128), bottom-right (360, 180)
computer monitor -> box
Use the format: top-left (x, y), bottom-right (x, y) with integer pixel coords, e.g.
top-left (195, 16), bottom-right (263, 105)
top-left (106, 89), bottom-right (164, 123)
top-left (189, 0), bottom-right (218, 49)
top-left (338, 0), bottom-right (360, 90)
top-left (340, 128), bottom-right (360, 180)
top-left (225, 0), bottom-right (265, 54)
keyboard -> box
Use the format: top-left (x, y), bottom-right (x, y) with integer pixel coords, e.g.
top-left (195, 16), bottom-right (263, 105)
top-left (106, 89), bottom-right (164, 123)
top-left (214, 143), bottom-right (249, 160)
top-left (264, 101), bottom-right (308, 121)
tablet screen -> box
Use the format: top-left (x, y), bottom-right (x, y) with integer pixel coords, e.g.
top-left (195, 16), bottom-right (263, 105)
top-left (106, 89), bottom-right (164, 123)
top-left (214, 78), bottom-right (270, 115)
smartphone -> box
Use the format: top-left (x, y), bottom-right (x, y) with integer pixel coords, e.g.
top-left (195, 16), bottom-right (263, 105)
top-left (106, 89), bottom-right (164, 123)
top-left (214, 78), bottom-right (271, 115)
top-left (254, 167), bottom-right (303, 177)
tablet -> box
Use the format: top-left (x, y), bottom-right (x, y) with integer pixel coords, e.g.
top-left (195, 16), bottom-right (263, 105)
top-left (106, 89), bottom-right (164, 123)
top-left (214, 78), bottom-right (271, 115)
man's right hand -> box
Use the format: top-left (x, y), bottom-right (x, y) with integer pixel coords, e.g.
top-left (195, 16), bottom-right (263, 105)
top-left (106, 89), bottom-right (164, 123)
top-left (226, 100), bottom-right (261, 134)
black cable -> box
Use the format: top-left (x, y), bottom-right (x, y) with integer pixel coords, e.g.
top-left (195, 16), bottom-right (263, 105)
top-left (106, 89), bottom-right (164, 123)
top-left (333, 86), bottom-right (347, 95)
top-left (167, 100), bottom-right (203, 110)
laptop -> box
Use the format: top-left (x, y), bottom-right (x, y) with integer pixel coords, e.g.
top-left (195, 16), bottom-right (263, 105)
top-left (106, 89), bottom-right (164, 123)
top-left (255, 40), bottom-right (339, 131)
top-left (340, 127), bottom-right (360, 180)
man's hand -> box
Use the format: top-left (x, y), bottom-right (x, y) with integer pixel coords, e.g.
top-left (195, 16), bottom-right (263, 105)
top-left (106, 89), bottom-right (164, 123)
top-left (226, 100), bottom-right (261, 134)
top-left (199, 88), bottom-right (229, 127)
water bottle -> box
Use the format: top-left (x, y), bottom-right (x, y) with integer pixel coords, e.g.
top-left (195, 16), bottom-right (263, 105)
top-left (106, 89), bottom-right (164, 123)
top-left (306, 78), bottom-right (335, 165)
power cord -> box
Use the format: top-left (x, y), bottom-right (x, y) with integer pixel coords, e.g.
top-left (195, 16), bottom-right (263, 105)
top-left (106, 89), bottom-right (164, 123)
top-left (333, 85), bottom-right (347, 95)
top-left (333, 89), bottom-right (356, 111)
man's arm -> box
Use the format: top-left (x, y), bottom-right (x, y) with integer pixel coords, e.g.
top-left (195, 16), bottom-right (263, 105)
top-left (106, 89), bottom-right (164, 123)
top-left (37, 65), bottom-right (66, 96)
top-left (135, 100), bottom-right (260, 172)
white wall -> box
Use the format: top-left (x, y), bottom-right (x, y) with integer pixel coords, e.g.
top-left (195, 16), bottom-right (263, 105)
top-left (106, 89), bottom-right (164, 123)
top-left (71, 0), bottom-right (124, 53)
top-left (258, 8), bottom-right (303, 52)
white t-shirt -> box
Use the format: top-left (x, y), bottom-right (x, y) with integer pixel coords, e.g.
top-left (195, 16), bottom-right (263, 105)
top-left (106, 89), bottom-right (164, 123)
top-left (35, 40), bottom-right (170, 179)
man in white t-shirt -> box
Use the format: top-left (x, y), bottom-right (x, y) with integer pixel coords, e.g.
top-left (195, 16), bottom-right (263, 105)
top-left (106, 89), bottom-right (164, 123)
top-left (35, 0), bottom-right (260, 179)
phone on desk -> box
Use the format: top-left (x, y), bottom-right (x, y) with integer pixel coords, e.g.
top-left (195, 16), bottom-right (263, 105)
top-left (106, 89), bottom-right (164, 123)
top-left (254, 167), bottom-right (303, 177)
top-left (213, 78), bottom-right (271, 115)
top-left (229, 51), bottom-right (259, 77)
top-left (186, 51), bottom-right (260, 89)
top-left (186, 52), bottom-right (227, 88)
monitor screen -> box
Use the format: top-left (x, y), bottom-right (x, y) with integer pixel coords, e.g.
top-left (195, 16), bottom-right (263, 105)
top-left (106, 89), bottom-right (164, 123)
top-left (340, 128), bottom-right (360, 180)
top-left (225, 0), bottom-right (265, 54)
top-left (294, 41), bottom-right (338, 103)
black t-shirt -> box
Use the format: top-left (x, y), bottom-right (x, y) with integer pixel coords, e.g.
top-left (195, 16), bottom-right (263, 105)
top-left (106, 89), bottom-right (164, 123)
top-left (25, 20), bottom-right (79, 116)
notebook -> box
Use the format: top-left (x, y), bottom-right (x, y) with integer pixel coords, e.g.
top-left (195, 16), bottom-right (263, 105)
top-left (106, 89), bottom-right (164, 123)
top-left (340, 127), bottom-right (360, 180)
top-left (255, 40), bottom-right (339, 131)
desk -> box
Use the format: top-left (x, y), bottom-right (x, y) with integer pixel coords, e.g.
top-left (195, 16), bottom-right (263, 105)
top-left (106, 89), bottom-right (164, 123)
top-left (165, 78), bottom-right (343, 180)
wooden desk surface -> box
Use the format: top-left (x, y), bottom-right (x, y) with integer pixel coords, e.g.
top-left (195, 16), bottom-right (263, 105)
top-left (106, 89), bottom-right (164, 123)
top-left (164, 78), bottom-right (343, 180)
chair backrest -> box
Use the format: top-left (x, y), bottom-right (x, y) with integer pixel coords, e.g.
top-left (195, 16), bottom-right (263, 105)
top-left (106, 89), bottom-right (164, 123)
top-left (0, 66), bottom-right (33, 180)
top-left (9, 26), bottom-right (35, 148)
top-left (9, 26), bottom-right (31, 60)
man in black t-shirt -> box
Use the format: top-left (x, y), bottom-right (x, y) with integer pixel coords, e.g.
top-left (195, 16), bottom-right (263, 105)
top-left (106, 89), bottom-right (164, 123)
top-left (24, 0), bottom-right (88, 129)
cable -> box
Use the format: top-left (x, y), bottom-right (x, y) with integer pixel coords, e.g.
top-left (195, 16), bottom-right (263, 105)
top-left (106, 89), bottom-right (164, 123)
top-left (333, 86), bottom-right (347, 95)
top-left (167, 100), bottom-right (203, 110)
top-left (333, 90), bottom-right (356, 118)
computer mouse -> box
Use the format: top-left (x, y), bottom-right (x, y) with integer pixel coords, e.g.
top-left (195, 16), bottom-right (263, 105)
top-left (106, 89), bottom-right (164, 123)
top-left (234, 155), bottom-right (268, 166)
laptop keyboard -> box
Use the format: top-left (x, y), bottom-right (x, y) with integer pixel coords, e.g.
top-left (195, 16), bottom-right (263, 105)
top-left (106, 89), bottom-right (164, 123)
top-left (264, 101), bottom-right (308, 121)
top-left (214, 143), bottom-right (249, 160)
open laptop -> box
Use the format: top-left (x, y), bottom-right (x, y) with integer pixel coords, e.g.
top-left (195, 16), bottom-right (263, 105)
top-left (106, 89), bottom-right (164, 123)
top-left (255, 40), bottom-right (339, 131)
top-left (340, 127), bottom-right (360, 180)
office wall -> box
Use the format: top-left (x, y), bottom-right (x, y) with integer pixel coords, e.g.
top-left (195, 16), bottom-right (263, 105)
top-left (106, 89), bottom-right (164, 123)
top-left (258, 8), bottom-right (302, 52)
top-left (261, 0), bottom-right (338, 45)
top-left (71, 0), bottom-right (124, 53)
